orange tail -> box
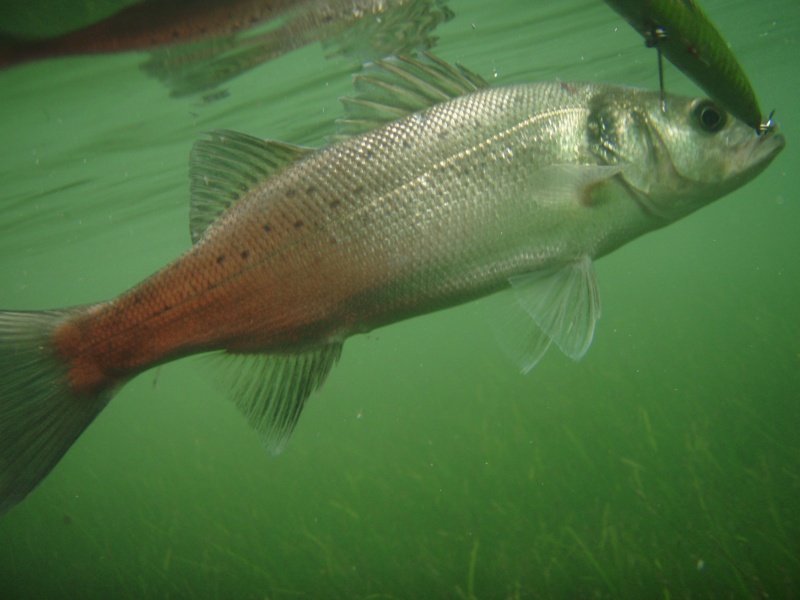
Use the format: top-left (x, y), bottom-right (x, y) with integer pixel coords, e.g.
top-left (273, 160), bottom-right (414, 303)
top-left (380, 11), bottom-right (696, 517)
top-left (0, 308), bottom-right (119, 514)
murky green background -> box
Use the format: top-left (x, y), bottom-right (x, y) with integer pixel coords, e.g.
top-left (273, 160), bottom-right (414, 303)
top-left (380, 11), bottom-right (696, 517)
top-left (1, 0), bottom-right (798, 598)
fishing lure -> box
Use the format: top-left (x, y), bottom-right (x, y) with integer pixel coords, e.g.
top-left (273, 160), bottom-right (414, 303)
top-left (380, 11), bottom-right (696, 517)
top-left (604, 0), bottom-right (768, 133)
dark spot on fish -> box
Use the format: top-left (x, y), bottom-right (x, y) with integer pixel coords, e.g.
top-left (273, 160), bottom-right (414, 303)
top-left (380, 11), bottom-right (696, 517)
top-left (353, 185), bottom-right (364, 196)
top-left (306, 185), bottom-right (317, 195)
top-left (362, 148), bottom-right (374, 159)
top-left (580, 180), bottom-right (604, 207)
top-left (559, 82), bottom-right (578, 95)
top-left (402, 138), bottom-right (411, 149)
top-left (329, 199), bottom-right (341, 208)
top-left (450, 163), bottom-right (467, 177)
top-left (294, 220), bottom-right (304, 229)
top-left (240, 250), bottom-right (250, 260)
top-left (263, 223), bottom-right (271, 233)
top-left (286, 188), bottom-right (296, 198)
top-left (216, 255), bottom-right (226, 265)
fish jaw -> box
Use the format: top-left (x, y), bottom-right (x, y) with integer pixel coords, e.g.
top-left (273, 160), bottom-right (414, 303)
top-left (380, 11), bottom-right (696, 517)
top-left (725, 130), bottom-right (786, 187)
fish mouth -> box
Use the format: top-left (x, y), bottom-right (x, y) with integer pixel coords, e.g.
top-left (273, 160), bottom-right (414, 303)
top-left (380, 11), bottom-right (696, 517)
top-left (749, 130), bottom-right (786, 164)
top-left (730, 129), bottom-right (786, 182)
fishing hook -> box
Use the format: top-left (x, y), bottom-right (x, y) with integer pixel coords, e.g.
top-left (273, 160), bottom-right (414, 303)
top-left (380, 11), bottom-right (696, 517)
top-left (758, 110), bottom-right (776, 136)
top-left (645, 26), bottom-right (669, 113)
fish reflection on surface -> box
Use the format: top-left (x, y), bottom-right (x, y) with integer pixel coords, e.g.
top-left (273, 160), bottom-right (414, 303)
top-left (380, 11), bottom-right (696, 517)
top-left (0, 0), bottom-right (454, 98)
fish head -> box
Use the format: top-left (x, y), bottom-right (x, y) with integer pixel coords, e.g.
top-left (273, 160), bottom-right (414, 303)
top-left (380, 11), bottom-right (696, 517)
top-left (587, 87), bottom-right (785, 222)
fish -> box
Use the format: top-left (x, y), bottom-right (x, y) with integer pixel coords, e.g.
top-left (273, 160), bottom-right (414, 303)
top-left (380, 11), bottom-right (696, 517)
top-left (0, 0), bottom-right (295, 66)
top-left (142, 0), bottom-right (454, 98)
top-left (0, 53), bottom-right (785, 514)
top-left (603, 0), bottom-right (764, 132)
top-left (0, 0), bottom-right (454, 99)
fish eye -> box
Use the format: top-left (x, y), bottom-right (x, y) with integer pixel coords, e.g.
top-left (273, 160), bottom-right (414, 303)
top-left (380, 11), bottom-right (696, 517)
top-left (692, 100), bottom-right (727, 133)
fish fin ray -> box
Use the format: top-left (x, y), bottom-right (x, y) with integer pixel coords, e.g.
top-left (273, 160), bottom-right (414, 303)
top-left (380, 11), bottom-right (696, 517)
top-left (220, 343), bottom-right (343, 453)
top-left (320, 0), bottom-right (454, 62)
top-left (486, 295), bottom-right (553, 374)
top-left (0, 308), bottom-right (117, 514)
top-left (332, 52), bottom-right (489, 140)
top-left (189, 129), bottom-right (313, 242)
top-left (509, 258), bottom-right (601, 362)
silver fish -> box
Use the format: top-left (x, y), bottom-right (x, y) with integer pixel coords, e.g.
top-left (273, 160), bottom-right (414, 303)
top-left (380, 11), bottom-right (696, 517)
top-left (0, 54), bottom-right (785, 513)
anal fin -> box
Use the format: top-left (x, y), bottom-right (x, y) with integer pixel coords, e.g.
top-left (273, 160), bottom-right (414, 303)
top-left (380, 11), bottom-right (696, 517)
top-left (220, 343), bottom-right (343, 453)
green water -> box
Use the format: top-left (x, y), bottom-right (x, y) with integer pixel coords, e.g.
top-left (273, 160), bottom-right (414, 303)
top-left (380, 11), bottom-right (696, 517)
top-left (1, 0), bottom-right (798, 598)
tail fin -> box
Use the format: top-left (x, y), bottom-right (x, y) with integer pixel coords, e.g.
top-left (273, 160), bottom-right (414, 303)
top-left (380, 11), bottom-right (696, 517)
top-left (0, 309), bottom-right (116, 514)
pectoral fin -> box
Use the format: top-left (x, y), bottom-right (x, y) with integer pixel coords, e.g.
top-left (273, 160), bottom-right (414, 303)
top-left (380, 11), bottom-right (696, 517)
top-left (532, 164), bottom-right (627, 207)
top-left (492, 258), bottom-right (601, 373)
top-left (219, 343), bottom-right (343, 453)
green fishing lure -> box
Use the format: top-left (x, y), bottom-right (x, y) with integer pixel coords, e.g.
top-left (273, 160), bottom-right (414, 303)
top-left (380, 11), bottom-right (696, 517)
top-left (605, 0), bottom-right (768, 133)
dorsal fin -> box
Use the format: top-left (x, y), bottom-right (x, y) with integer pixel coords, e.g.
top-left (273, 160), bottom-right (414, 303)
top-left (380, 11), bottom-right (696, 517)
top-left (189, 129), bottom-right (313, 243)
top-left (332, 52), bottom-right (490, 141)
